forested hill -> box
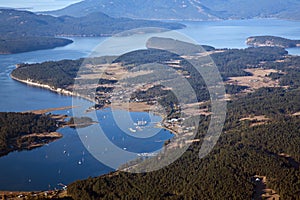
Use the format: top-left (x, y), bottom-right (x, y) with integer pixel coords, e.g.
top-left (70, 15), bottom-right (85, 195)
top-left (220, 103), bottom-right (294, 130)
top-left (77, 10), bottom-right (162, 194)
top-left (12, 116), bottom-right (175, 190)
top-left (67, 88), bottom-right (300, 199)
top-left (44, 0), bottom-right (218, 20)
top-left (0, 112), bottom-right (59, 157)
top-left (0, 9), bottom-right (184, 54)
top-left (11, 45), bottom-right (287, 91)
top-left (0, 9), bottom-right (184, 37)
top-left (46, 0), bottom-right (300, 21)
top-left (63, 45), bottom-right (298, 199)
top-left (10, 38), bottom-right (300, 199)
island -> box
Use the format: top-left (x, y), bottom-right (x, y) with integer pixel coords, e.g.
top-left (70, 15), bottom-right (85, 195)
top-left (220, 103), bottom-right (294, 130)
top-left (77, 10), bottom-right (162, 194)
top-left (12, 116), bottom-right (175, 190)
top-left (246, 35), bottom-right (300, 48)
top-left (8, 37), bottom-right (300, 200)
top-left (0, 108), bottom-right (95, 158)
top-left (0, 112), bottom-right (62, 157)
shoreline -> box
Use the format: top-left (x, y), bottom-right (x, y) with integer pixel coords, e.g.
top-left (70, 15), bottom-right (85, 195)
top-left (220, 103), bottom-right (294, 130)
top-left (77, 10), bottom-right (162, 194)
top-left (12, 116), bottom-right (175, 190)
top-left (10, 72), bottom-right (100, 104)
top-left (0, 132), bottom-right (62, 158)
top-left (0, 38), bottom-right (73, 55)
top-left (10, 72), bottom-right (178, 135)
top-left (23, 106), bottom-right (77, 115)
top-left (10, 74), bottom-right (76, 97)
top-left (10, 72), bottom-right (183, 138)
top-left (10, 70), bottom-right (181, 131)
top-left (0, 189), bottom-right (70, 199)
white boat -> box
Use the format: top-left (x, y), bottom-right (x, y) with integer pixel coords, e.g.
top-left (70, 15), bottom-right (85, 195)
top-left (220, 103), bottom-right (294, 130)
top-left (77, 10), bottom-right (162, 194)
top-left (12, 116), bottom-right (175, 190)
top-left (137, 120), bottom-right (147, 126)
top-left (129, 128), bottom-right (136, 133)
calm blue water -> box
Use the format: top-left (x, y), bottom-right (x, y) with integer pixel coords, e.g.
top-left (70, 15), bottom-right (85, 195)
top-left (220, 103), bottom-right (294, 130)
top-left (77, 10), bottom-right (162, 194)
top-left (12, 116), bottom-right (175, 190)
top-left (0, 37), bottom-right (173, 191)
top-left (178, 19), bottom-right (300, 54)
top-left (0, 18), bottom-right (300, 191)
top-left (0, 109), bottom-right (172, 191)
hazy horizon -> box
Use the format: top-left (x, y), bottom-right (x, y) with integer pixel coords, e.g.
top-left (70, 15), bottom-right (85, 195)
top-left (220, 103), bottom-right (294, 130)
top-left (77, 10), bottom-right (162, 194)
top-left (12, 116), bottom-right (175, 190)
top-left (0, 0), bottom-right (83, 12)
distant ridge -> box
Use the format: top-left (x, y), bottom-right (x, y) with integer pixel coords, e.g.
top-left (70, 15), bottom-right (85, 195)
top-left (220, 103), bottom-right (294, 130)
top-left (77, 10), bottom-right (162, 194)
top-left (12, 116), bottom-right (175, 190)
top-left (0, 9), bottom-right (184, 54)
top-left (0, 9), bottom-right (184, 37)
top-left (44, 0), bottom-right (300, 21)
top-left (44, 0), bottom-right (220, 20)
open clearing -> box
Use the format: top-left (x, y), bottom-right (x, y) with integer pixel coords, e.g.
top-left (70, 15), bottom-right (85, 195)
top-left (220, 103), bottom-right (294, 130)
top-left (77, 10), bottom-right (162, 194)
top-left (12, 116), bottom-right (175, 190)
top-left (226, 68), bottom-right (281, 91)
top-left (23, 106), bottom-right (76, 115)
top-left (107, 102), bottom-right (152, 112)
top-left (240, 115), bottom-right (270, 127)
top-left (181, 101), bottom-right (211, 116)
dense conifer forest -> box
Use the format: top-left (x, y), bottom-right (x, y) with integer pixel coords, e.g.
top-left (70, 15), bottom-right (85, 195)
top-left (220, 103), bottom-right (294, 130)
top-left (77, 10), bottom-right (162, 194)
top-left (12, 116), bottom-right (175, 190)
top-left (10, 44), bottom-right (300, 199)
top-left (0, 112), bottom-right (59, 157)
top-left (66, 86), bottom-right (300, 199)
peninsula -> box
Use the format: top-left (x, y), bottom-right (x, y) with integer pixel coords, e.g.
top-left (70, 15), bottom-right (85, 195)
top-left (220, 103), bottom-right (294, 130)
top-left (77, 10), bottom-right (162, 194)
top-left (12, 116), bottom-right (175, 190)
top-left (246, 35), bottom-right (300, 48)
top-left (9, 37), bottom-right (300, 199)
top-left (0, 107), bottom-right (94, 158)
top-left (0, 112), bottom-right (62, 157)
top-left (66, 40), bottom-right (300, 200)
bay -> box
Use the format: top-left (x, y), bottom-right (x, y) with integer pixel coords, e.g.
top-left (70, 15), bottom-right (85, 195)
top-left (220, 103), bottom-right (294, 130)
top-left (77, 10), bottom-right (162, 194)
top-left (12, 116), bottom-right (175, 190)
top-left (0, 37), bottom-right (173, 191)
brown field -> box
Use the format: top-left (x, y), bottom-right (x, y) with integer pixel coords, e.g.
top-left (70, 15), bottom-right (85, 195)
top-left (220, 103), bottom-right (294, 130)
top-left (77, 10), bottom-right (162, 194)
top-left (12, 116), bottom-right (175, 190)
top-left (182, 101), bottom-right (210, 108)
top-left (182, 50), bottom-right (225, 59)
top-left (77, 62), bottom-right (152, 82)
top-left (182, 107), bottom-right (212, 116)
top-left (181, 101), bottom-right (212, 116)
top-left (108, 102), bottom-right (152, 112)
top-left (21, 132), bottom-right (62, 139)
top-left (240, 115), bottom-right (270, 127)
top-left (76, 63), bottom-right (126, 80)
top-left (226, 68), bottom-right (281, 91)
top-left (240, 115), bottom-right (269, 121)
top-left (121, 70), bottom-right (153, 79)
top-left (23, 106), bottom-right (76, 115)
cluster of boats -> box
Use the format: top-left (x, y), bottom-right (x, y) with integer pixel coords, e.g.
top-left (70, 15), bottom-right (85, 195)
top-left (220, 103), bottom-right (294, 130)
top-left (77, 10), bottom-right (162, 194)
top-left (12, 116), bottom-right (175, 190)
top-left (129, 120), bottom-right (148, 133)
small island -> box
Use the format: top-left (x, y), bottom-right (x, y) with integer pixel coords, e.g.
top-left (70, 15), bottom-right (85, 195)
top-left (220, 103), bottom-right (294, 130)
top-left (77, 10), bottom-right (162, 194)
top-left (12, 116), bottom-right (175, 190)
top-left (0, 112), bottom-right (62, 157)
top-left (0, 109), bottom-right (95, 158)
top-left (246, 35), bottom-right (300, 48)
